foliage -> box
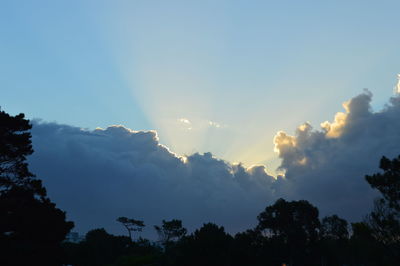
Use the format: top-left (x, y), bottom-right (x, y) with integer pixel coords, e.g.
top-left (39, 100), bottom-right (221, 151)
top-left (64, 195), bottom-right (400, 266)
top-left (365, 155), bottom-right (400, 211)
top-left (364, 155), bottom-right (400, 263)
top-left (117, 216), bottom-right (145, 242)
top-left (320, 215), bottom-right (349, 266)
top-left (63, 228), bottom-right (160, 266)
top-left (177, 223), bottom-right (233, 266)
top-left (257, 198), bottom-right (320, 242)
top-left (154, 219), bottom-right (187, 244)
top-left (0, 111), bottom-right (44, 195)
top-left (348, 222), bottom-right (385, 266)
top-left (0, 110), bottom-right (73, 266)
top-left (256, 198), bottom-right (321, 265)
top-left (366, 198), bottom-right (400, 245)
top-left (231, 229), bottom-right (267, 266)
top-left (321, 214), bottom-right (349, 240)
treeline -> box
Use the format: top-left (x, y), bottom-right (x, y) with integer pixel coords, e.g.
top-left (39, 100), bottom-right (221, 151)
top-left (63, 192), bottom-right (399, 266)
top-left (1, 110), bottom-right (399, 266)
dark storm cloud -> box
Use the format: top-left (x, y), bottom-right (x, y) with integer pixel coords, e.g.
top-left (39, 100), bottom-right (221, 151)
top-left (28, 91), bottom-right (400, 237)
top-left (29, 123), bottom-right (275, 236)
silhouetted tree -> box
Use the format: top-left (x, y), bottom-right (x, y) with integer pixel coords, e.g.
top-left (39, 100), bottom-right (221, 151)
top-left (366, 198), bottom-right (400, 245)
top-left (0, 111), bottom-right (44, 194)
top-left (321, 214), bottom-right (349, 240)
top-left (0, 110), bottom-right (73, 265)
top-left (366, 155), bottom-right (400, 211)
top-left (231, 229), bottom-right (267, 266)
top-left (117, 216), bottom-right (145, 242)
top-left (364, 156), bottom-right (400, 263)
top-left (320, 215), bottom-right (349, 266)
top-left (64, 228), bottom-right (131, 266)
top-left (64, 228), bottom-right (162, 266)
top-left (179, 223), bottom-right (233, 266)
top-left (154, 219), bottom-right (187, 245)
top-left (348, 222), bottom-right (385, 266)
top-left (257, 198), bottom-right (321, 265)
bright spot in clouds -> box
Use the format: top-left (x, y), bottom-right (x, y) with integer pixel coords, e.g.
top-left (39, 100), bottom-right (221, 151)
top-left (178, 118), bottom-right (191, 125)
top-left (208, 121), bottom-right (222, 128)
top-left (177, 118), bottom-right (226, 133)
top-left (396, 74), bottom-right (400, 94)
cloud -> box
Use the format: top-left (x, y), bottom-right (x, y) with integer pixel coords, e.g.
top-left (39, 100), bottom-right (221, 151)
top-left (28, 91), bottom-right (400, 237)
top-left (208, 121), bottom-right (223, 128)
top-left (29, 123), bottom-right (275, 237)
top-left (178, 118), bottom-right (191, 125)
top-left (274, 91), bottom-right (400, 219)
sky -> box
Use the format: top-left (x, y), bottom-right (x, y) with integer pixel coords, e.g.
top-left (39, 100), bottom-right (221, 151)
top-left (2, 0), bottom-right (400, 169)
top-left (2, 1), bottom-right (400, 236)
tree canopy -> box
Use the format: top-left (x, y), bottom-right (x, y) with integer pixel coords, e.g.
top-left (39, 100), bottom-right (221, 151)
top-left (0, 111), bottom-right (44, 195)
top-left (257, 198), bottom-right (320, 242)
top-left (257, 198), bottom-right (320, 265)
top-left (0, 110), bottom-right (73, 266)
top-left (154, 219), bottom-right (187, 244)
top-left (117, 216), bottom-right (145, 242)
top-left (366, 155), bottom-right (400, 211)
top-left (321, 214), bottom-right (349, 241)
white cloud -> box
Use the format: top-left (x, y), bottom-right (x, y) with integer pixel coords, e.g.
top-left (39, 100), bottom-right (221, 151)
top-left (208, 121), bottom-right (222, 128)
top-left (396, 74), bottom-right (400, 94)
top-left (273, 91), bottom-right (400, 219)
top-left (178, 118), bottom-right (191, 125)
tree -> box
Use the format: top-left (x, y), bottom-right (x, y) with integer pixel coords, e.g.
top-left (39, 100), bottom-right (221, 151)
top-left (257, 198), bottom-right (321, 265)
top-left (0, 110), bottom-right (73, 265)
top-left (117, 216), bottom-right (145, 242)
top-left (154, 219), bottom-right (187, 244)
top-left (365, 155), bottom-right (400, 211)
top-left (257, 198), bottom-right (320, 242)
top-left (348, 222), bottom-right (384, 266)
top-left (320, 215), bottom-right (349, 266)
top-left (366, 198), bottom-right (400, 245)
top-left (0, 111), bottom-right (44, 195)
top-left (365, 156), bottom-right (400, 244)
top-left (64, 228), bottom-right (161, 266)
top-left (232, 229), bottom-right (266, 266)
top-left (363, 155), bottom-right (400, 264)
top-left (181, 223), bottom-right (233, 266)
top-left (64, 228), bottom-right (131, 266)
top-left (321, 214), bottom-right (349, 241)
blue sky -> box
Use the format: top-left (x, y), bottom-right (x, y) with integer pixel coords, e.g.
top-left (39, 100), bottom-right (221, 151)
top-left (2, 0), bottom-right (400, 170)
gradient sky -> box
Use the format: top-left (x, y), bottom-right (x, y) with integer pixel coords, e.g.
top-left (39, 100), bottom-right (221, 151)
top-left (2, 0), bottom-right (400, 171)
